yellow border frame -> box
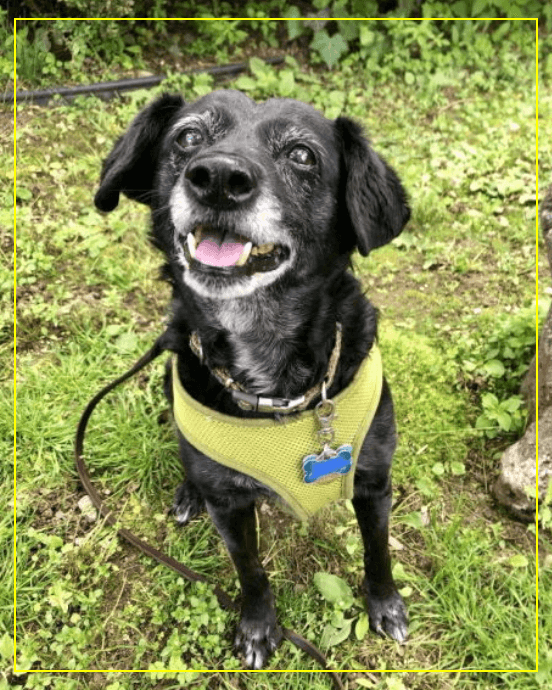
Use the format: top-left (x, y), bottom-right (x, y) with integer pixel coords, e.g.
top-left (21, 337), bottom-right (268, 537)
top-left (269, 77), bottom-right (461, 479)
top-left (12, 15), bottom-right (540, 680)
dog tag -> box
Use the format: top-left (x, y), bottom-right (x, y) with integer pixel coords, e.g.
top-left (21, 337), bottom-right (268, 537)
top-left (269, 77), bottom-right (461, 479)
top-left (303, 444), bottom-right (353, 484)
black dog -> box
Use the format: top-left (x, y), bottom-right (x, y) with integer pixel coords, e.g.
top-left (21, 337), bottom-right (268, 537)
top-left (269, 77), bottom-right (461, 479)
top-left (95, 89), bottom-right (410, 668)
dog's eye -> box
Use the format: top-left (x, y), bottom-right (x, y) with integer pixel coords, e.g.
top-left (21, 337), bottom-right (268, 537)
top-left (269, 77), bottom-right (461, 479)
top-left (177, 128), bottom-right (204, 149)
top-left (288, 145), bottom-right (316, 167)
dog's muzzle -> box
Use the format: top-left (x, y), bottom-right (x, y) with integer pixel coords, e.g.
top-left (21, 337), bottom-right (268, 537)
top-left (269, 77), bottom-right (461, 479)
top-left (172, 152), bottom-right (292, 289)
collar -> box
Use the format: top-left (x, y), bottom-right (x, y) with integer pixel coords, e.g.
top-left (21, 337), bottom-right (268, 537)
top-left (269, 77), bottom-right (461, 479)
top-left (189, 323), bottom-right (343, 414)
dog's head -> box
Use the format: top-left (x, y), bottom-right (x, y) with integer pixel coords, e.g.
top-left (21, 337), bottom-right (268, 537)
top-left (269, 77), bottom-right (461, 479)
top-left (95, 89), bottom-right (410, 300)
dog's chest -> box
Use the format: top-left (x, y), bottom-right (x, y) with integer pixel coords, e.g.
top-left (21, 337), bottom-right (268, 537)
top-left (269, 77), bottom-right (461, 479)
top-left (230, 337), bottom-right (276, 394)
top-left (208, 298), bottom-right (298, 395)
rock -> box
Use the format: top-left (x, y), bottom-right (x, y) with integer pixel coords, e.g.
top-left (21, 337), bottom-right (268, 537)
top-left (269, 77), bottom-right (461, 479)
top-left (521, 306), bottom-right (552, 424)
top-left (77, 494), bottom-right (98, 522)
top-left (493, 407), bottom-right (552, 521)
top-left (540, 183), bottom-right (552, 266)
top-left (521, 184), bottom-right (552, 423)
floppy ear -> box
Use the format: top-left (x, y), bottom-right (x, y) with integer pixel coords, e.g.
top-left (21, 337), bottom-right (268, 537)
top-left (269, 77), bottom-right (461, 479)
top-left (335, 117), bottom-right (410, 256)
top-left (94, 93), bottom-right (184, 212)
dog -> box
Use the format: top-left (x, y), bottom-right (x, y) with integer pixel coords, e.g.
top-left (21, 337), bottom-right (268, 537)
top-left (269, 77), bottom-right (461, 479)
top-left (94, 89), bottom-right (410, 669)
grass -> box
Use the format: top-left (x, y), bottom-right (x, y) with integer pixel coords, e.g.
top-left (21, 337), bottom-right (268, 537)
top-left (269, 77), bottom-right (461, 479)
top-left (4, 33), bottom-right (551, 690)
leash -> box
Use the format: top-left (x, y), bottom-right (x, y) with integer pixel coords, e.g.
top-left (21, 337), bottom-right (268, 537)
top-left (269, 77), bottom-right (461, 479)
top-left (74, 334), bottom-right (346, 689)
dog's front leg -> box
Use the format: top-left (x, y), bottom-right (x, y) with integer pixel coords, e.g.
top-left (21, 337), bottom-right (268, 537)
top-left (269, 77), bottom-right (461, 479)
top-left (353, 478), bottom-right (408, 643)
top-left (206, 498), bottom-right (282, 668)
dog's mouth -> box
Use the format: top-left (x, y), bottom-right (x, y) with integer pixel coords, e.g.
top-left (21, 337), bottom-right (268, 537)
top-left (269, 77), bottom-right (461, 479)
top-left (181, 225), bottom-right (290, 276)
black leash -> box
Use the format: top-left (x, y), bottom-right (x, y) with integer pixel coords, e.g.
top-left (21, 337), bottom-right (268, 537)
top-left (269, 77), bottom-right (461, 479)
top-left (74, 335), bottom-right (345, 689)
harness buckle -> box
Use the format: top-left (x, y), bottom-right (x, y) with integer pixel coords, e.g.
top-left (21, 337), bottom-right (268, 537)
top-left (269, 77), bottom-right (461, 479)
top-left (260, 395), bottom-right (306, 413)
top-left (232, 390), bottom-right (306, 413)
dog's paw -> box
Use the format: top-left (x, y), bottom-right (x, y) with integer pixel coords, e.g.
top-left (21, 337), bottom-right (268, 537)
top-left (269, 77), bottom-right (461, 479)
top-left (234, 614), bottom-right (282, 669)
top-left (365, 588), bottom-right (408, 644)
top-left (172, 480), bottom-right (205, 525)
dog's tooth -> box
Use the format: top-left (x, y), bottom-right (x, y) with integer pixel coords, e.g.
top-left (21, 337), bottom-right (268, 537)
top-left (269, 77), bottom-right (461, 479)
top-left (186, 232), bottom-right (196, 258)
top-left (235, 241), bottom-right (253, 267)
top-left (257, 242), bottom-right (275, 255)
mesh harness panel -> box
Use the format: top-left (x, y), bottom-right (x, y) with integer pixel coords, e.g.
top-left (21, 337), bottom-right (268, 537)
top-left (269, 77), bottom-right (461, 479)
top-left (172, 345), bottom-right (383, 521)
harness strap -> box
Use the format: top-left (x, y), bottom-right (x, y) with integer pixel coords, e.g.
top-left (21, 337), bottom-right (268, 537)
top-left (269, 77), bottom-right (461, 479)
top-left (74, 335), bottom-right (345, 689)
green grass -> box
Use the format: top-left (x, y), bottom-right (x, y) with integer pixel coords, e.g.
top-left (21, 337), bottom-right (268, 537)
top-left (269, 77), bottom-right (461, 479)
top-left (4, 30), bottom-right (551, 690)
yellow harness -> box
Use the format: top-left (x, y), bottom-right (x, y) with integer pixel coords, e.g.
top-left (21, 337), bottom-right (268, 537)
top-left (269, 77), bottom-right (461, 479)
top-left (172, 345), bottom-right (382, 521)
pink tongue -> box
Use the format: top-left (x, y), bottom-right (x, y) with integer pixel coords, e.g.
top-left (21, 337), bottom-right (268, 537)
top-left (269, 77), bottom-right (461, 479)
top-left (195, 238), bottom-right (245, 267)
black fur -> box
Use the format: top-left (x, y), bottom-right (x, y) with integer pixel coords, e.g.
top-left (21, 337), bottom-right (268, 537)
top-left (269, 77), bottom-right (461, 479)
top-left (95, 90), bottom-right (411, 668)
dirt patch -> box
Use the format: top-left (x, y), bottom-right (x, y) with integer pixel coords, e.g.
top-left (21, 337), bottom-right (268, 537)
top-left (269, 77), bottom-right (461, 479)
top-left (362, 255), bottom-right (512, 330)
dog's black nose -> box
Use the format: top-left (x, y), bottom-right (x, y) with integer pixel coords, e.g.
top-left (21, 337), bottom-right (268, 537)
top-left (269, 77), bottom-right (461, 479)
top-left (185, 154), bottom-right (259, 208)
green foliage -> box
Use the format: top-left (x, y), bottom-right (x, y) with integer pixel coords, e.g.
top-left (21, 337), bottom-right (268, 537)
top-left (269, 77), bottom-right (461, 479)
top-left (10, 19), bottom-right (145, 87)
top-left (10, 24), bottom-right (53, 86)
top-left (451, 302), bottom-right (545, 438)
top-left (158, 70), bottom-right (215, 99)
top-left (234, 56), bottom-right (302, 99)
top-left (310, 29), bottom-right (349, 69)
top-left (7, 4), bottom-right (284, 88)
top-left (5, 3), bottom-right (546, 90)
top-left (460, 306), bottom-right (540, 396)
top-left (312, 572), bottom-right (369, 648)
top-left (0, 10), bottom-right (13, 82)
top-left (475, 392), bottom-right (526, 438)
top-left (422, 0), bottom-right (543, 19)
top-left (284, 1), bottom-right (541, 73)
top-left (61, 0), bottom-right (136, 14)
top-left (188, 14), bottom-right (250, 63)
top-left (146, 581), bottom-right (236, 675)
top-left (313, 572), bottom-right (355, 608)
top-left (539, 483), bottom-right (552, 531)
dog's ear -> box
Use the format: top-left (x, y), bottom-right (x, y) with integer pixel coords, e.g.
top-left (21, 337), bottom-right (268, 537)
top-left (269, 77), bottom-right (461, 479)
top-left (94, 94), bottom-right (184, 212)
top-left (336, 117), bottom-right (410, 256)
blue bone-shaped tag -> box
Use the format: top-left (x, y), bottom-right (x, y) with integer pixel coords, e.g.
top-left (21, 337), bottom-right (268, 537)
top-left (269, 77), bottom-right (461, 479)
top-left (302, 444), bottom-right (353, 484)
